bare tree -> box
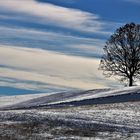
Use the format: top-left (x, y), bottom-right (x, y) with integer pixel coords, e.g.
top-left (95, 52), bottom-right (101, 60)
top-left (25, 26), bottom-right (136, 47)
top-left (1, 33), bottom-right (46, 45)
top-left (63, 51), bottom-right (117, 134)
top-left (99, 23), bottom-right (140, 86)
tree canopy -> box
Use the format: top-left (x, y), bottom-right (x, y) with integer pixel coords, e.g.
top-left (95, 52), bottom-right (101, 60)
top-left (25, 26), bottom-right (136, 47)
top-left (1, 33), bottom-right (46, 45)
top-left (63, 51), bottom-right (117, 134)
top-left (99, 23), bottom-right (140, 86)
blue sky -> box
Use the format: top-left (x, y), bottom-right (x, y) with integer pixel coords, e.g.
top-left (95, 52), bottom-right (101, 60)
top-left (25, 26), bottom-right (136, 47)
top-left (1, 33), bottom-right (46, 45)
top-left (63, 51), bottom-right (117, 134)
top-left (0, 0), bottom-right (139, 95)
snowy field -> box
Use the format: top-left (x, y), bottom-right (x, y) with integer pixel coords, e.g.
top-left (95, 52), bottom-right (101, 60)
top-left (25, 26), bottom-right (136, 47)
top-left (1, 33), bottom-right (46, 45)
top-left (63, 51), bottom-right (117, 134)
top-left (0, 87), bottom-right (140, 139)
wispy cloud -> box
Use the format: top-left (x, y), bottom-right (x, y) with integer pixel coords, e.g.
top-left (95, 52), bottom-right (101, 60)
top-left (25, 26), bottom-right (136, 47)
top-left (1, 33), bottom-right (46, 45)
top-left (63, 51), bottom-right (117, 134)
top-left (0, 76), bottom-right (70, 93)
top-left (0, 45), bottom-right (120, 91)
top-left (0, 0), bottom-right (126, 92)
top-left (0, 0), bottom-right (104, 33)
top-left (0, 26), bottom-right (104, 58)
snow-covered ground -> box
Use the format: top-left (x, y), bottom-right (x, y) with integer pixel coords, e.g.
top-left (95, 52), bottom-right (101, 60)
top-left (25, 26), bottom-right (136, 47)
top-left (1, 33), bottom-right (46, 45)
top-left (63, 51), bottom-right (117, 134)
top-left (0, 86), bottom-right (140, 139)
top-left (0, 101), bottom-right (140, 139)
top-left (0, 88), bottom-right (110, 109)
top-left (0, 92), bottom-right (58, 108)
top-left (0, 86), bottom-right (140, 109)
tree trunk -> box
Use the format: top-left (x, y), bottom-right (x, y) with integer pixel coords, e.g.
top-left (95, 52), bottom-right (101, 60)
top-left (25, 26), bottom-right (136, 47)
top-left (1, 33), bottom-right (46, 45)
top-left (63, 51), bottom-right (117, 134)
top-left (129, 76), bottom-right (133, 86)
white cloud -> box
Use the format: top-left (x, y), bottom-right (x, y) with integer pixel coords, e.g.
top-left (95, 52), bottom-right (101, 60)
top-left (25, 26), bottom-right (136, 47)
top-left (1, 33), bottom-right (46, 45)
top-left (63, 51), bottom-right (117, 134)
top-left (0, 0), bottom-right (106, 33)
top-left (0, 26), bottom-right (104, 57)
top-left (0, 0), bottom-right (123, 91)
top-left (0, 45), bottom-right (120, 90)
top-left (0, 26), bottom-right (104, 43)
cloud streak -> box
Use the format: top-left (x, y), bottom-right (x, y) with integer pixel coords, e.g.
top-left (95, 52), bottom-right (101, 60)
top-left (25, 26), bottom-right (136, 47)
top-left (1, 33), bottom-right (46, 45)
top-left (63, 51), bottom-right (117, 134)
top-left (0, 45), bottom-right (120, 91)
top-left (0, 0), bottom-right (104, 33)
top-left (0, 26), bottom-right (104, 58)
top-left (0, 0), bottom-right (128, 93)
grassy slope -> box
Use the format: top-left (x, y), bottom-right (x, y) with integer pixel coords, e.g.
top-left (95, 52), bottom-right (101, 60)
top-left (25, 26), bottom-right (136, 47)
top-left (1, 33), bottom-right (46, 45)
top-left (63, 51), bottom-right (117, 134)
top-left (0, 101), bottom-right (140, 139)
top-left (0, 87), bottom-right (140, 139)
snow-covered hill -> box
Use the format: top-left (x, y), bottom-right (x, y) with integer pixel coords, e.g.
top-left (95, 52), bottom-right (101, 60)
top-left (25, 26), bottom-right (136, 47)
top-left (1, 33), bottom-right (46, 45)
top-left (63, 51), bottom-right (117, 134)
top-left (1, 86), bottom-right (140, 110)
top-left (0, 86), bottom-right (140, 139)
